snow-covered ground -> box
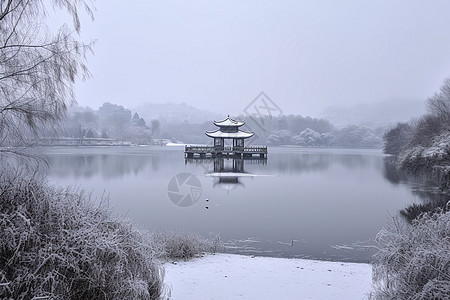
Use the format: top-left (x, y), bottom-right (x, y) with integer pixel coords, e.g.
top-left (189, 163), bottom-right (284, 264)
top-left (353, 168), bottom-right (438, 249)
top-left (164, 253), bottom-right (373, 300)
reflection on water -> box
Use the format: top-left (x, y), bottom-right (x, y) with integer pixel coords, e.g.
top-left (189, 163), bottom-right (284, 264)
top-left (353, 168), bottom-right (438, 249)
top-left (47, 147), bottom-right (383, 178)
top-left (382, 156), bottom-right (449, 223)
top-left (44, 146), bottom-right (427, 263)
top-left (383, 156), bottom-right (402, 184)
top-left (210, 158), bottom-right (245, 189)
top-left (185, 157), bottom-right (267, 190)
top-left (45, 148), bottom-right (169, 179)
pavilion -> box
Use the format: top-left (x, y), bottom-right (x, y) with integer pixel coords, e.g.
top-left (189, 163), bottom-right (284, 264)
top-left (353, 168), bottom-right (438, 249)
top-left (206, 116), bottom-right (254, 151)
top-left (184, 115), bottom-right (267, 158)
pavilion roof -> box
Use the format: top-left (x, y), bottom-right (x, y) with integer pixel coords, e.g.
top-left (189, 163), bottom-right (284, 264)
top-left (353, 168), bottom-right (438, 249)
top-left (205, 129), bottom-right (254, 139)
top-left (213, 116), bottom-right (245, 127)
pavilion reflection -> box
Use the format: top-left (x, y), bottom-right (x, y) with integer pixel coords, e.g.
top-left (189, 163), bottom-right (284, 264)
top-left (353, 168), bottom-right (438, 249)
top-left (185, 157), bottom-right (267, 190)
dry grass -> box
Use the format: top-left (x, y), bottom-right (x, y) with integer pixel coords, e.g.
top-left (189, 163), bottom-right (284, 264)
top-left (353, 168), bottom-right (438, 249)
top-left (0, 169), bottom-right (165, 300)
top-left (150, 231), bottom-right (222, 261)
top-left (371, 210), bottom-right (450, 299)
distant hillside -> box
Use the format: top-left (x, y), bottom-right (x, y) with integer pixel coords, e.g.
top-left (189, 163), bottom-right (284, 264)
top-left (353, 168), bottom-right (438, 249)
top-left (320, 99), bottom-right (425, 128)
top-left (133, 102), bottom-right (222, 125)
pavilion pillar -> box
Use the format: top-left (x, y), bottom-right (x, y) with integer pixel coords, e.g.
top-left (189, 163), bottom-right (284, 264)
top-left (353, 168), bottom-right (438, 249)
top-left (214, 138), bottom-right (224, 147)
top-left (234, 138), bottom-right (243, 148)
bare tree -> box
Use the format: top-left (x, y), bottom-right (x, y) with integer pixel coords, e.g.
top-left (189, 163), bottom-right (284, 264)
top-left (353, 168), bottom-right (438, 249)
top-left (0, 0), bottom-right (94, 155)
top-left (409, 114), bottom-right (444, 147)
top-left (427, 78), bottom-right (450, 124)
top-left (383, 122), bottom-right (413, 155)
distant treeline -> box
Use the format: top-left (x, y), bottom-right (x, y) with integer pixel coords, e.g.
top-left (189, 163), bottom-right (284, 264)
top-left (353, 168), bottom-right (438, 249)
top-left (46, 103), bottom-right (158, 145)
top-left (163, 114), bottom-right (384, 148)
top-left (54, 103), bottom-right (385, 148)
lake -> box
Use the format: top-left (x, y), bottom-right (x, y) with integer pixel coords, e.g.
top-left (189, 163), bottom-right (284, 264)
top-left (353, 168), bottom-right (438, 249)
top-left (44, 146), bottom-right (423, 263)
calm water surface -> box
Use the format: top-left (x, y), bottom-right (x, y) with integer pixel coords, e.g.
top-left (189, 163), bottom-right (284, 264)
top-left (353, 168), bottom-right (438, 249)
top-left (44, 146), bottom-right (423, 263)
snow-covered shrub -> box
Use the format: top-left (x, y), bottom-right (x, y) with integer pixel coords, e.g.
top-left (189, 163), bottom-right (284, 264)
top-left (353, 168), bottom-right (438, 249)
top-left (333, 125), bottom-right (383, 148)
top-left (432, 165), bottom-right (450, 191)
top-left (291, 130), bottom-right (334, 147)
top-left (400, 196), bottom-right (449, 223)
top-left (298, 128), bottom-right (321, 146)
top-left (320, 132), bottom-right (334, 146)
top-left (371, 211), bottom-right (450, 299)
top-left (398, 132), bottom-right (450, 175)
top-left (291, 135), bottom-right (306, 146)
top-left (397, 145), bottom-right (430, 174)
top-left (265, 130), bottom-right (292, 146)
top-left (0, 171), bottom-right (165, 300)
top-left (150, 231), bottom-right (222, 260)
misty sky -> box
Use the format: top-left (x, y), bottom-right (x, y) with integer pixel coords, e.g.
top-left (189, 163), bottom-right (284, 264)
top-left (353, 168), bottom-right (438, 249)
top-left (72, 0), bottom-right (450, 117)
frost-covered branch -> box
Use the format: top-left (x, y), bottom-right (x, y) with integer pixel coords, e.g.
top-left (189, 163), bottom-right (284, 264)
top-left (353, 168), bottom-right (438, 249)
top-left (0, 0), bottom-right (94, 156)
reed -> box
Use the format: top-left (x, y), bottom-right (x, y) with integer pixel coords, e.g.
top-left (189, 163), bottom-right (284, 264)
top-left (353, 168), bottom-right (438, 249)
top-left (0, 170), bottom-right (165, 300)
top-left (371, 210), bottom-right (450, 299)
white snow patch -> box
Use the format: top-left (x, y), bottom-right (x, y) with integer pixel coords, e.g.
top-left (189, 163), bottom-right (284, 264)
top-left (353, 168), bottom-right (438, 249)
top-left (165, 143), bottom-right (186, 147)
top-left (164, 253), bottom-right (372, 300)
top-left (204, 173), bottom-right (274, 177)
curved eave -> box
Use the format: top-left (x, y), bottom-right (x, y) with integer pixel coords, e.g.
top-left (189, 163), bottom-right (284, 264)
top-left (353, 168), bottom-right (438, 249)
top-left (213, 116), bottom-right (245, 127)
top-left (205, 129), bottom-right (254, 139)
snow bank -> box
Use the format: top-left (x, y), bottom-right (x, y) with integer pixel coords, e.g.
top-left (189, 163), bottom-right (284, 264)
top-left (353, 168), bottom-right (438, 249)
top-left (164, 253), bottom-right (372, 300)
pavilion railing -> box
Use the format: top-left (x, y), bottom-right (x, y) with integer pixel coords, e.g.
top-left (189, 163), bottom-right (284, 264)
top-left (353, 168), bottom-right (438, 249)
top-left (185, 146), bottom-right (216, 153)
top-left (185, 145), bottom-right (267, 153)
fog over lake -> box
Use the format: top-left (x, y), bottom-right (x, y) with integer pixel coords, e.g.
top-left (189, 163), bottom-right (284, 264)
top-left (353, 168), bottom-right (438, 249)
top-left (44, 146), bottom-right (423, 263)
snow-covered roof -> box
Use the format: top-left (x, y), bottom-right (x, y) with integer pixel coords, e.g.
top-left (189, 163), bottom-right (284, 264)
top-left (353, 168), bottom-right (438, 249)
top-left (205, 129), bottom-right (254, 139)
top-left (214, 116), bottom-right (245, 127)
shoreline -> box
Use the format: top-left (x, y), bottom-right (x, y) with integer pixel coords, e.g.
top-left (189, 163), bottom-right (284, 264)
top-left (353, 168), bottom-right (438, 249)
top-left (164, 253), bottom-right (373, 300)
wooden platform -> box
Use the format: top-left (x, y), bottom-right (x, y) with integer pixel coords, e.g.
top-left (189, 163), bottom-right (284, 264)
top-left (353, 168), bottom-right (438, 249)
top-left (185, 145), bottom-right (267, 158)
top-left (185, 157), bottom-right (267, 165)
